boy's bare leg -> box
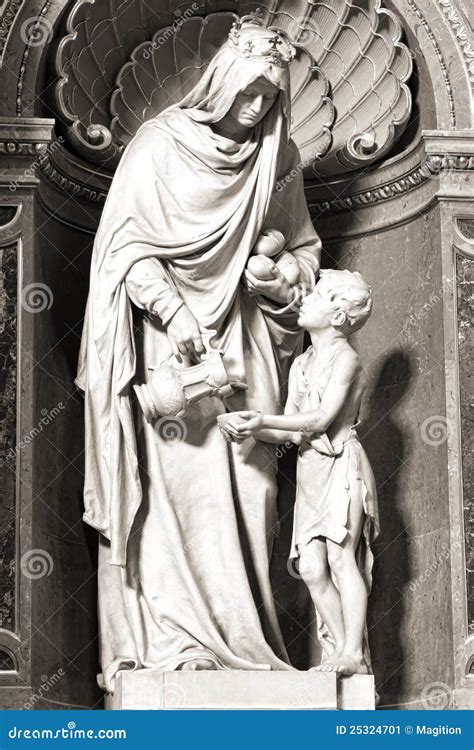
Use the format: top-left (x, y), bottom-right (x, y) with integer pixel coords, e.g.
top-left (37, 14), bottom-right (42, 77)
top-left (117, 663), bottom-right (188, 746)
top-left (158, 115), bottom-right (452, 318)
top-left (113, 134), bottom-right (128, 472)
top-left (297, 539), bottom-right (346, 664)
top-left (317, 492), bottom-right (368, 675)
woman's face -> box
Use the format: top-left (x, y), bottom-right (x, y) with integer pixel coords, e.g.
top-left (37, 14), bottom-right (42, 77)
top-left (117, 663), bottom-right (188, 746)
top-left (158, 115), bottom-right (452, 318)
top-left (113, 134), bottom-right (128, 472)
top-left (228, 77), bottom-right (279, 129)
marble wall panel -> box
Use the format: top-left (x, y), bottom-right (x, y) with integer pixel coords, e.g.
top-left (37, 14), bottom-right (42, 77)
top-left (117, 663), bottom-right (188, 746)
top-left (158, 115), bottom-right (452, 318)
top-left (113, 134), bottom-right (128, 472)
top-left (29, 202), bottom-right (102, 708)
top-left (0, 243), bottom-right (17, 634)
top-left (313, 204), bottom-right (454, 706)
top-left (456, 251), bottom-right (473, 639)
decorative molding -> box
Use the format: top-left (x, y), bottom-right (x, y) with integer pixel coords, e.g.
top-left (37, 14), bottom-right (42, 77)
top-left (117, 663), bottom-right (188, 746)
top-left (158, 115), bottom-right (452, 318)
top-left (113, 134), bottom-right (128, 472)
top-left (16, 0), bottom-right (52, 115)
top-left (424, 153), bottom-right (474, 171)
top-left (0, 141), bottom-right (48, 156)
top-left (0, 0), bottom-right (24, 59)
top-left (309, 153), bottom-right (474, 214)
top-left (407, 0), bottom-right (456, 127)
top-left (40, 145), bottom-right (474, 214)
top-left (0, 117), bottom-right (55, 160)
top-left (436, 0), bottom-right (474, 86)
top-left (39, 154), bottom-right (107, 203)
top-left (310, 163), bottom-right (430, 214)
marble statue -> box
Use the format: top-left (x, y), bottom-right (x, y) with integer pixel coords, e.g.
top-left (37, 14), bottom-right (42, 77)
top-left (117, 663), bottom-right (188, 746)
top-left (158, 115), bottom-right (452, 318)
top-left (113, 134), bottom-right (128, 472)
top-left (75, 14), bottom-right (321, 692)
top-left (221, 270), bottom-right (379, 676)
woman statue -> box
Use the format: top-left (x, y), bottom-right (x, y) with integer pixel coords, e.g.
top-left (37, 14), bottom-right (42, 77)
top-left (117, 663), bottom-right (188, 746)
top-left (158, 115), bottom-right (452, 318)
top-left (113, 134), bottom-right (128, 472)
top-left (76, 14), bottom-right (321, 692)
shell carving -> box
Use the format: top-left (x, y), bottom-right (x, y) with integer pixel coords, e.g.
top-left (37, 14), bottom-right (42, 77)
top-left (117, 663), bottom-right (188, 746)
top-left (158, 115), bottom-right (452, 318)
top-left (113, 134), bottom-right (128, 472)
top-left (53, 0), bottom-right (412, 177)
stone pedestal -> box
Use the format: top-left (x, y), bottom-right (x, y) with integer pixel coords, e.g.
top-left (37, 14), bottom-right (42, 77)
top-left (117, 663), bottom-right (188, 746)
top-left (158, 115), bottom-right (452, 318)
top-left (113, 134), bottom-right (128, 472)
top-left (105, 671), bottom-right (375, 711)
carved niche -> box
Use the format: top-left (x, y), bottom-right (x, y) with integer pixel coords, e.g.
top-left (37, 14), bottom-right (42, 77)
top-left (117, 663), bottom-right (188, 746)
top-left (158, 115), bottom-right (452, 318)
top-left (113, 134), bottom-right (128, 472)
top-left (50, 0), bottom-right (413, 181)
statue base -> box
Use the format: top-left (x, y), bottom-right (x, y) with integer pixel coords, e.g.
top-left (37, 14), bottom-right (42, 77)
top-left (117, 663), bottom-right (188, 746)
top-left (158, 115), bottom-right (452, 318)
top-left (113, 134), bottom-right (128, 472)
top-left (105, 670), bottom-right (375, 710)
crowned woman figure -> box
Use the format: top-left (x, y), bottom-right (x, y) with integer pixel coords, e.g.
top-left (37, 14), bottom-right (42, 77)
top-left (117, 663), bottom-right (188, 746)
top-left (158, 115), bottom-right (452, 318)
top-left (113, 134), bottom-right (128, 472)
top-left (76, 14), bottom-right (321, 692)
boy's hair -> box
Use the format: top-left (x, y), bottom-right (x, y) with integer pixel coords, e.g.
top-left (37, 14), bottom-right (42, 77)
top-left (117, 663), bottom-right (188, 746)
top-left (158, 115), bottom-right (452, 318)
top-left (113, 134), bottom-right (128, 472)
top-left (319, 269), bottom-right (372, 334)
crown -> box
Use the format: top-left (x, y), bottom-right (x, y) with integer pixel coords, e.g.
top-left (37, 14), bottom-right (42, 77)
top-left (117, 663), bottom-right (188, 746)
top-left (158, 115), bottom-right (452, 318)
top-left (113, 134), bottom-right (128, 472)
top-left (227, 9), bottom-right (296, 68)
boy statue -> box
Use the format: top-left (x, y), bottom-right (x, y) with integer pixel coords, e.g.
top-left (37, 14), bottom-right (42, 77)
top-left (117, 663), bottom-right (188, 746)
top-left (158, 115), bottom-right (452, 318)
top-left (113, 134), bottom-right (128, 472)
top-left (221, 269), bottom-right (379, 675)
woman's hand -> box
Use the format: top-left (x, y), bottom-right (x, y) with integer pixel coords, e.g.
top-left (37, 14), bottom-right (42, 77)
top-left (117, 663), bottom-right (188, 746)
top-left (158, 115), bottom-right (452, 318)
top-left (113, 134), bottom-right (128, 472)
top-left (243, 266), bottom-right (294, 305)
top-left (220, 411), bottom-right (264, 442)
top-left (165, 305), bottom-right (205, 362)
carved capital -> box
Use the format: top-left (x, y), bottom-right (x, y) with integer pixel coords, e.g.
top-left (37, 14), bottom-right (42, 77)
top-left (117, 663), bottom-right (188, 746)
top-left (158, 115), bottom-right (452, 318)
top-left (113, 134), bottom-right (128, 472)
top-left (0, 117), bottom-right (55, 164)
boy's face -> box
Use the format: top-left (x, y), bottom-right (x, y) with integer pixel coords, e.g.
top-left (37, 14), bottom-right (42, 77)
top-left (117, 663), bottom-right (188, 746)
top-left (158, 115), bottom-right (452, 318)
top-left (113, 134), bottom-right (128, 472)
top-left (297, 281), bottom-right (339, 331)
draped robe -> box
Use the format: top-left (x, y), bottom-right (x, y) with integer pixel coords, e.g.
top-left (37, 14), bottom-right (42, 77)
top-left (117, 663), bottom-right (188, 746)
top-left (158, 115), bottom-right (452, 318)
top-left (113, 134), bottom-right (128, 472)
top-left (76, 65), bottom-right (321, 690)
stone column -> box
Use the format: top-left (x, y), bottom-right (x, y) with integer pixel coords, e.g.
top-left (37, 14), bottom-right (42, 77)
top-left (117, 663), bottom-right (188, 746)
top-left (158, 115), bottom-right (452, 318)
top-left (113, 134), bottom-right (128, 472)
top-left (0, 116), bottom-right (54, 708)
top-left (422, 130), bottom-right (474, 709)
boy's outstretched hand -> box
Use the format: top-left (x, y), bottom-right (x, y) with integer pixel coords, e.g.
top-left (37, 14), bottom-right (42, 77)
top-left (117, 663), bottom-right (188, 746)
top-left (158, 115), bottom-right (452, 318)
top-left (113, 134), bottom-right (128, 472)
top-left (231, 411), bottom-right (263, 437)
top-left (219, 411), bottom-right (263, 442)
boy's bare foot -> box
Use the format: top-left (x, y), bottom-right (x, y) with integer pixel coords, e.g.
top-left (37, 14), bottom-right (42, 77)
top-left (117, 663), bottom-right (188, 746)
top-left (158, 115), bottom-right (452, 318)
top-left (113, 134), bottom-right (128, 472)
top-left (312, 654), bottom-right (369, 675)
top-left (179, 658), bottom-right (217, 671)
top-left (313, 647), bottom-right (344, 666)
